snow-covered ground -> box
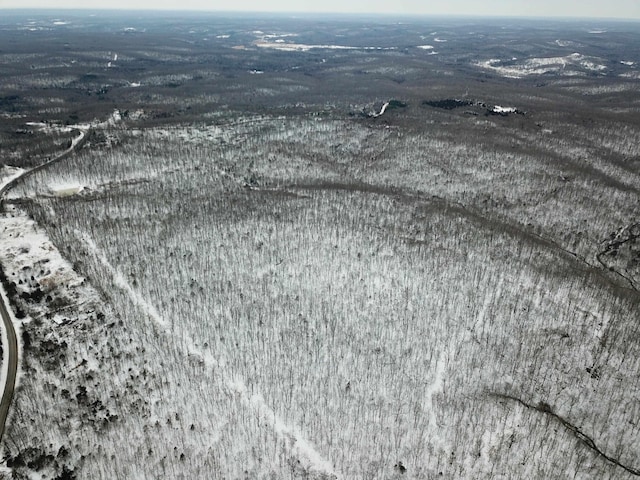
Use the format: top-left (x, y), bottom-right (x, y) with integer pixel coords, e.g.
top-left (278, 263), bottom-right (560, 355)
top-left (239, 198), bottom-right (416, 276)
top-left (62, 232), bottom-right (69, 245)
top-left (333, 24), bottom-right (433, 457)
top-left (0, 166), bottom-right (25, 190)
top-left (251, 30), bottom-right (394, 53)
top-left (0, 206), bottom-right (101, 326)
top-left (371, 102), bottom-right (390, 118)
top-left (2, 102), bottom-right (640, 478)
top-left (48, 183), bottom-right (84, 197)
top-left (492, 105), bottom-right (517, 114)
top-left (620, 71), bottom-right (640, 79)
top-left (254, 41), bottom-right (394, 52)
top-left (477, 53), bottom-right (608, 78)
top-left (0, 205), bottom-right (343, 478)
top-left (0, 168), bottom-right (24, 402)
top-left (21, 119), bottom-right (91, 139)
top-left (0, 204), bottom-right (101, 408)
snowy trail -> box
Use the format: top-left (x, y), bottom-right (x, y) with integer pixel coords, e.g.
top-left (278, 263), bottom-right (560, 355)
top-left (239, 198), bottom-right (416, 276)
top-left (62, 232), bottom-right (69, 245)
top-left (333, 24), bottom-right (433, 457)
top-left (372, 101), bottom-right (390, 118)
top-left (77, 232), bottom-right (168, 329)
top-left (425, 351), bottom-right (446, 432)
top-left (76, 230), bottom-right (341, 479)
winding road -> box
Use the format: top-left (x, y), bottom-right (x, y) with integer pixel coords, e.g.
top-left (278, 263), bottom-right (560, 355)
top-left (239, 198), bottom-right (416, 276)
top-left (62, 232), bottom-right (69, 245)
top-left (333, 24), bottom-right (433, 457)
top-left (0, 293), bottom-right (18, 444)
top-left (0, 127), bottom-right (89, 444)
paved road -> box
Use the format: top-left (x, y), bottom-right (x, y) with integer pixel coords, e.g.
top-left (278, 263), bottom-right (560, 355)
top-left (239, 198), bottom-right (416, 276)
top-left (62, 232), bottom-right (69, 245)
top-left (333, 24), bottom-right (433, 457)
top-left (0, 128), bottom-right (90, 199)
top-left (0, 297), bottom-right (17, 442)
top-left (0, 127), bottom-right (89, 444)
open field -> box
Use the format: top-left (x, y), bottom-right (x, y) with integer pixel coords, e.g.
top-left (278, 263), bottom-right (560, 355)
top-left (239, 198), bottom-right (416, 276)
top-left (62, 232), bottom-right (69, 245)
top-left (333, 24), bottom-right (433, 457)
top-left (0, 10), bottom-right (640, 479)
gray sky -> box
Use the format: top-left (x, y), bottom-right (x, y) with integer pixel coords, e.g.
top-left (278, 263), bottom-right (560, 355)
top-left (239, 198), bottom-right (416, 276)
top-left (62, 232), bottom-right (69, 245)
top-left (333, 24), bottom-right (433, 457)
top-left (2, 0), bottom-right (639, 19)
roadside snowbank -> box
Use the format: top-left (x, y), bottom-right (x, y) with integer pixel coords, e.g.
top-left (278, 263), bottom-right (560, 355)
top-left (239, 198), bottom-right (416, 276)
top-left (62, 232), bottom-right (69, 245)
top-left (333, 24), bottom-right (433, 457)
top-left (0, 166), bottom-right (25, 190)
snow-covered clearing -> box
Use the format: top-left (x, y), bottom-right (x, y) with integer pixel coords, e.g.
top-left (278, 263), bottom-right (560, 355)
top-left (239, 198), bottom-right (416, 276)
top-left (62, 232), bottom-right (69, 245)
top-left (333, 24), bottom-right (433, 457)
top-left (24, 122), bottom-right (75, 134)
top-left (21, 121), bottom-right (90, 143)
top-left (1, 208), bottom-right (100, 319)
top-left (254, 41), bottom-right (394, 52)
top-left (555, 39), bottom-right (576, 47)
top-left (49, 183), bottom-right (84, 197)
top-left (477, 53), bottom-right (607, 78)
top-left (492, 105), bottom-right (517, 114)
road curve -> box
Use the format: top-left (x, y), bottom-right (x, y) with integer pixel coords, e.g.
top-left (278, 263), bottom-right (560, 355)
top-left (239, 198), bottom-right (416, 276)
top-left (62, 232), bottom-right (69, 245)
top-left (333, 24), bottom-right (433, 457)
top-left (0, 296), bottom-right (18, 443)
top-left (0, 127), bottom-right (90, 445)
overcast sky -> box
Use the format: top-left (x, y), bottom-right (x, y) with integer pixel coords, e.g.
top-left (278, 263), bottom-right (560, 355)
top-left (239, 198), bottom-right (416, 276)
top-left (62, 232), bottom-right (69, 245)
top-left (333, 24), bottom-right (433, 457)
top-left (2, 0), bottom-right (639, 19)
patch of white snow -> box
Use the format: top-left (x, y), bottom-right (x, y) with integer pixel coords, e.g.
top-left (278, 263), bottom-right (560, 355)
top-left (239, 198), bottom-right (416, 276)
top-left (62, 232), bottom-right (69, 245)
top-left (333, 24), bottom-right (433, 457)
top-left (49, 183), bottom-right (84, 197)
top-left (492, 105), bottom-right (517, 114)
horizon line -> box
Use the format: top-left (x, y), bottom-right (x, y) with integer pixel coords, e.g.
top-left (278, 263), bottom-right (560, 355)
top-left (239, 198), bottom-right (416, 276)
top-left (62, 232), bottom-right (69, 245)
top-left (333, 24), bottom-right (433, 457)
top-left (0, 7), bottom-right (639, 22)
